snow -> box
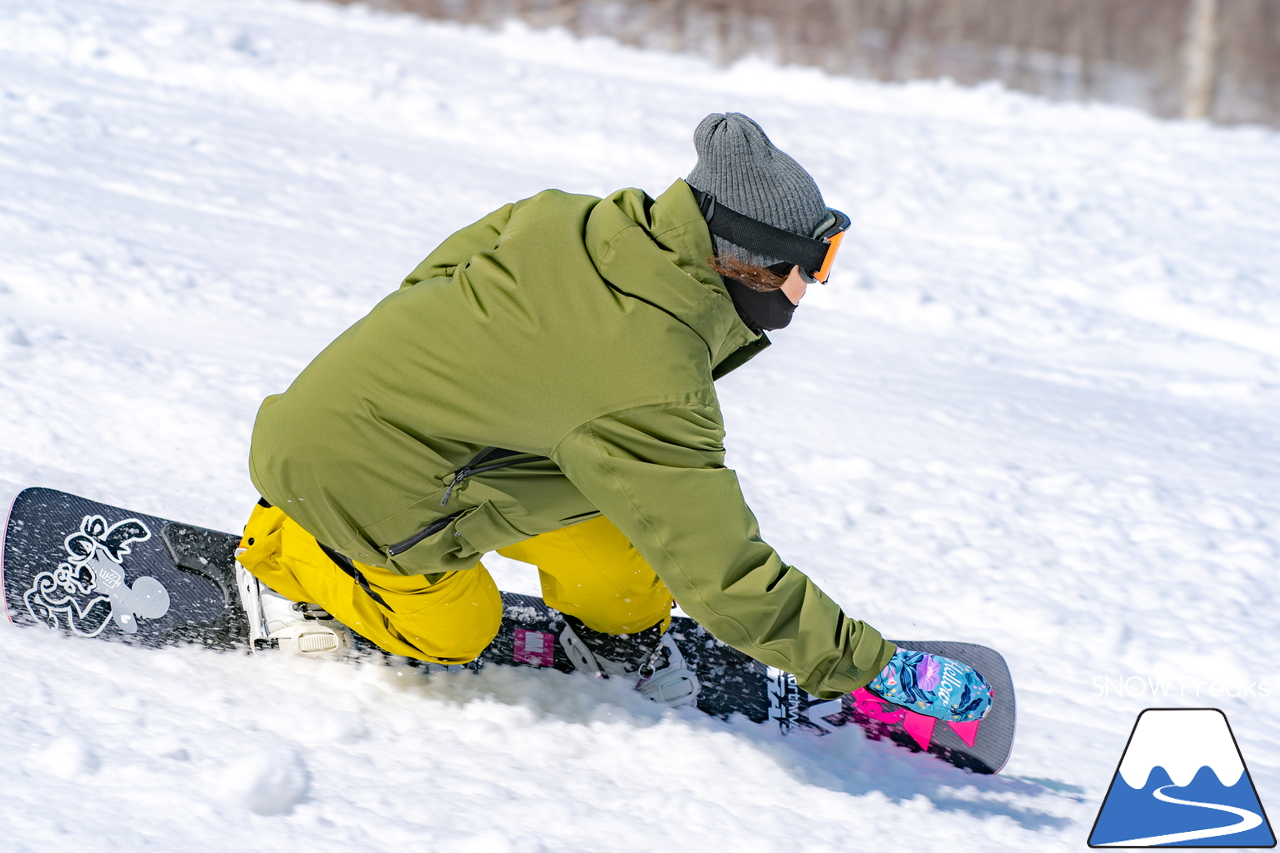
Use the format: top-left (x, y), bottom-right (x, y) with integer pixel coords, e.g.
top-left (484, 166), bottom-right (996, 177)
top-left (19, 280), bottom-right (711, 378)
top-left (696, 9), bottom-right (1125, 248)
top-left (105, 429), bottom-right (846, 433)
top-left (1, 0), bottom-right (1278, 849)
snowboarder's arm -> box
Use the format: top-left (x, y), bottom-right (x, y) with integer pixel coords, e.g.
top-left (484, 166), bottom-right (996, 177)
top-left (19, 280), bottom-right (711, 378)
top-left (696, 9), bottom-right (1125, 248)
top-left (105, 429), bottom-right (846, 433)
top-left (554, 403), bottom-right (894, 699)
top-left (399, 202), bottom-right (517, 289)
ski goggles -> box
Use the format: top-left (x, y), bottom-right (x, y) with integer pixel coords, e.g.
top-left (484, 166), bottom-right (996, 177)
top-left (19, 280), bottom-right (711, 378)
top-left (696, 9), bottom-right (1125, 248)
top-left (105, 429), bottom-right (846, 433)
top-left (810, 208), bottom-right (850, 284)
top-left (691, 186), bottom-right (851, 284)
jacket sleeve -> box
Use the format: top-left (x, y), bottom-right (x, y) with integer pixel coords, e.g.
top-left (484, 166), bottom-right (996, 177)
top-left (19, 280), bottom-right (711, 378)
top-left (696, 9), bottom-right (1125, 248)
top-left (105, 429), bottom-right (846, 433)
top-left (552, 402), bottom-right (895, 699)
top-left (399, 203), bottom-right (516, 289)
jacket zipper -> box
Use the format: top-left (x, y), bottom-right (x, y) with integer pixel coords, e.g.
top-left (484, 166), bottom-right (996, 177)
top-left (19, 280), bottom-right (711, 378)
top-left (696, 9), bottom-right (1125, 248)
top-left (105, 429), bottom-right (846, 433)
top-left (385, 510), bottom-right (463, 556)
top-left (439, 446), bottom-right (549, 507)
top-left (385, 447), bottom-right (549, 557)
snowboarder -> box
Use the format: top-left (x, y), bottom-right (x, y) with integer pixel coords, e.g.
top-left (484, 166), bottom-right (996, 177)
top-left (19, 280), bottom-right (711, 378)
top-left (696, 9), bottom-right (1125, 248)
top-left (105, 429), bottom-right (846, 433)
top-left (236, 112), bottom-right (992, 723)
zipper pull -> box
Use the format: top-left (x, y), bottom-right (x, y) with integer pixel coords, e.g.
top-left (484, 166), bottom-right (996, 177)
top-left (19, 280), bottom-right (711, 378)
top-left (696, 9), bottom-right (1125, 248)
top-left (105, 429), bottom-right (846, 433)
top-left (441, 469), bottom-right (468, 507)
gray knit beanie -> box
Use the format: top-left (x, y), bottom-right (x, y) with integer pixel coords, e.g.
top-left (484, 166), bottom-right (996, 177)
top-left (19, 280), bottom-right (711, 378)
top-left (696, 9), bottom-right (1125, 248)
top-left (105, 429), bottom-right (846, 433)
top-left (687, 112), bottom-right (829, 268)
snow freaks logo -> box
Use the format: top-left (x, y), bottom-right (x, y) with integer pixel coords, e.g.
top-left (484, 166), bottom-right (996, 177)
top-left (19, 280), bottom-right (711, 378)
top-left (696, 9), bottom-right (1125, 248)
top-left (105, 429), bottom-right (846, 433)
top-left (23, 514), bottom-right (170, 637)
top-left (1089, 708), bottom-right (1276, 847)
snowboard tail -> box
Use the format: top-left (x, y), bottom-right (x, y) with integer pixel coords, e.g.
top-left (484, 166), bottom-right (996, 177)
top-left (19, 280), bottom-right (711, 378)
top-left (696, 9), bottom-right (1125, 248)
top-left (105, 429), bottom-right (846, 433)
top-left (2, 488), bottom-right (243, 649)
top-left (3, 488), bottom-right (1015, 774)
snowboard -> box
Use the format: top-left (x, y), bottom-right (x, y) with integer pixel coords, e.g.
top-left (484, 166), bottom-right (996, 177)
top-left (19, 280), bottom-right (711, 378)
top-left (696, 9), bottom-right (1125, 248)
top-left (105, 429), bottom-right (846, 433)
top-left (2, 487), bottom-right (1016, 774)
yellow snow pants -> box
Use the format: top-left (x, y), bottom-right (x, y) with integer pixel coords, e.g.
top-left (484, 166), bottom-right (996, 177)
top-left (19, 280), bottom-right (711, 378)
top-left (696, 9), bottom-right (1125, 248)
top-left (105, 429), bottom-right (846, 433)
top-left (235, 504), bottom-right (673, 665)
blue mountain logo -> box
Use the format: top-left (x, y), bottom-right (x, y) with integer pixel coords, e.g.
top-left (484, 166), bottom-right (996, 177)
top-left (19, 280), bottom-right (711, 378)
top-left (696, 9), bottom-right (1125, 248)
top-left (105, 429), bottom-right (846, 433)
top-left (1089, 708), bottom-right (1275, 847)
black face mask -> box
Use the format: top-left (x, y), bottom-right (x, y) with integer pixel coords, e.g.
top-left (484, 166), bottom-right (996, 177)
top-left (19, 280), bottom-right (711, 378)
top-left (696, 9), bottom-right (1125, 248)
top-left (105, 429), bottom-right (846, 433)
top-left (725, 277), bottom-right (797, 332)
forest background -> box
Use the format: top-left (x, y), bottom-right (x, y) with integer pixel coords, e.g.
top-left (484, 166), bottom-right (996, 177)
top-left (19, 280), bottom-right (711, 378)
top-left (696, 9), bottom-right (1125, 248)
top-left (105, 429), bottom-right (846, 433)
top-left (344, 0), bottom-right (1280, 127)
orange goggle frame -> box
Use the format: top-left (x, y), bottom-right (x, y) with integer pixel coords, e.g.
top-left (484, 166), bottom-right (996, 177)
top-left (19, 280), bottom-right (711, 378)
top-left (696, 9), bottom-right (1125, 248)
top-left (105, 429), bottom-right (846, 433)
top-left (812, 209), bottom-right (850, 284)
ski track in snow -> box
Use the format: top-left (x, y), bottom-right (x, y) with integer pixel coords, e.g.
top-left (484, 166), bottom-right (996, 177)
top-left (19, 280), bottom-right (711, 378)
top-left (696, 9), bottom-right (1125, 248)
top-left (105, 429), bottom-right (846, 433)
top-left (1, 0), bottom-right (1278, 849)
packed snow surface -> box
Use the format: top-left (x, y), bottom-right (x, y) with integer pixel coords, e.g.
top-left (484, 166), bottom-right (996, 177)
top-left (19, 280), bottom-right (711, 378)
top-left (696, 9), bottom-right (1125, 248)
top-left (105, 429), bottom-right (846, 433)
top-left (2, 0), bottom-right (1279, 849)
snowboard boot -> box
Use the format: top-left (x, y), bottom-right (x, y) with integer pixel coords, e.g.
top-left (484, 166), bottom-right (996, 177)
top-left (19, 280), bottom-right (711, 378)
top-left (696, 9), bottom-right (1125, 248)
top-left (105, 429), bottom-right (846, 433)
top-left (558, 615), bottom-right (665, 678)
top-left (234, 564), bottom-right (353, 655)
top-left (865, 647), bottom-right (993, 723)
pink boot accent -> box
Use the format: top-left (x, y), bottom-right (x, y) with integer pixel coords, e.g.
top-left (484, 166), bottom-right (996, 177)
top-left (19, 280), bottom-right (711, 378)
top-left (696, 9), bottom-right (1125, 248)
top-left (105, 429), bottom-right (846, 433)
top-left (850, 688), bottom-right (905, 723)
top-left (901, 709), bottom-right (937, 750)
top-left (946, 720), bottom-right (981, 747)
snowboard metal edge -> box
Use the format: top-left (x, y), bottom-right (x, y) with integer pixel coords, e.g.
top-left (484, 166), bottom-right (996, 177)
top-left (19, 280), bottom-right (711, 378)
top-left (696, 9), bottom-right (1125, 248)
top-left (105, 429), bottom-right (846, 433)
top-left (0, 488), bottom-right (19, 626)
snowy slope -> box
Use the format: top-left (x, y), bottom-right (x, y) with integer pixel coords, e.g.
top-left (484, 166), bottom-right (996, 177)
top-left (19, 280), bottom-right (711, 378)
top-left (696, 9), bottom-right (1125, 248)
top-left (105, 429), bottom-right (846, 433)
top-left (2, 0), bottom-right (1279, 849)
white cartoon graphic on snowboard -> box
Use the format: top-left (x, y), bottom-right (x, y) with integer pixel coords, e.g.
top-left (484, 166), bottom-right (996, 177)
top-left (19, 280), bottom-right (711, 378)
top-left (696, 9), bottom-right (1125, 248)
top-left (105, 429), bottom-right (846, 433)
top-left (23, 514), bottom-right (170, 636)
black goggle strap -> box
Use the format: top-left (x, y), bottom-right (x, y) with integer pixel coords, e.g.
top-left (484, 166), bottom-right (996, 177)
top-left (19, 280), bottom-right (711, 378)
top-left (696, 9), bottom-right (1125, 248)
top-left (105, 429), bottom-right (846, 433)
top-left (690, 186), bottom-right (847, 280)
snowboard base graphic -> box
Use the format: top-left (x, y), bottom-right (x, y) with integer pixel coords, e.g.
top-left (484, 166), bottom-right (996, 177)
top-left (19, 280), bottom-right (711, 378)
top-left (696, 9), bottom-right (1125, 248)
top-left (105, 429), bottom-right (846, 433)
top-left (2, 488), bottom-right (1015, 774)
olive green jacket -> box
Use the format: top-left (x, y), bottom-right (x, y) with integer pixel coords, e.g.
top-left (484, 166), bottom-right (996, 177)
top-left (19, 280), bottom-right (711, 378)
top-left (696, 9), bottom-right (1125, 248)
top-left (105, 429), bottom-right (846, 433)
top-left (249, 179), bottom-right (892, 697)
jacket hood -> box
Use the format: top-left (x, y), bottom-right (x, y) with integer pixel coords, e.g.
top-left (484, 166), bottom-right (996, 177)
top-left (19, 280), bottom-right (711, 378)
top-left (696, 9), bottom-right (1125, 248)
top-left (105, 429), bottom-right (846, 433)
top-left (584, 180), bottom-right (769, 377)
